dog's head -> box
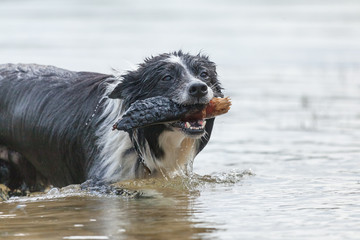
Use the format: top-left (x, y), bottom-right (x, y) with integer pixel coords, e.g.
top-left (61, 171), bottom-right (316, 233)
top-left (109, 51), bottom-right (223, 139)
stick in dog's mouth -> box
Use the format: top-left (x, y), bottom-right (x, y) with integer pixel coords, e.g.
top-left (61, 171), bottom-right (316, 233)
top-left (171, 97), bottom-right (231, 135)
top-left (112, 96), bottom-right (231, 134)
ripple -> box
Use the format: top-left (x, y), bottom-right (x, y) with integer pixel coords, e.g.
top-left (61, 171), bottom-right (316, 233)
top-left (191, 169), bottom-right (255, 184)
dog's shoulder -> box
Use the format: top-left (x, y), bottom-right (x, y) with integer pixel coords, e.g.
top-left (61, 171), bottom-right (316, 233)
top-left (0, 63), bottom-right (75, 80)
top-left (0, 63), bottom-right (113, 84)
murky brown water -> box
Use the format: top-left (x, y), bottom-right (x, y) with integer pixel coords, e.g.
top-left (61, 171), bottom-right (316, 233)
top-left (1, 0), bottom-right (360, 239)
top-left (0, 175), bottom-right (251, 239)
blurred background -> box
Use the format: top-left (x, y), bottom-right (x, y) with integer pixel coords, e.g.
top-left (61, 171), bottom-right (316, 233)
top-left (1, 0), bottom-right (360, 71)
top-left (1, 0), bottom-right (360, 239)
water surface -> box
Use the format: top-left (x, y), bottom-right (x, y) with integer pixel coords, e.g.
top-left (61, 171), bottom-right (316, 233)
top-left (0, 0), bottom-right (360, 239)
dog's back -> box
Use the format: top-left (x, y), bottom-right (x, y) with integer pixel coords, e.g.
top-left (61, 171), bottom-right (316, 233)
top-left (0, 64), bottom-right (113, 188)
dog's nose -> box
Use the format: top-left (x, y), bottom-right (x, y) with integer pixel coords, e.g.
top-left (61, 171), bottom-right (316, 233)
top-left (188, 82), bottom-right (208, 98)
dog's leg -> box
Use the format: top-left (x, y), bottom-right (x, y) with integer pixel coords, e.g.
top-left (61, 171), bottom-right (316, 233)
top-left (0, 146), bottom-right (8, 161)
top-left (0, 146), bottom-right (10, 188)
top-left (0, 147), bottom-right (26, 199)
top-left (0, 159), bottom-right (10, 186)
top-left (0, 146), bottom-right (22, 189)
top-left (0, 146), bottom-right (47, 193)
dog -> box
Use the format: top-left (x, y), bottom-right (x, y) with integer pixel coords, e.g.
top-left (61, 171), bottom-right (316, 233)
top-left (0, 51), bottom-right (224, 190)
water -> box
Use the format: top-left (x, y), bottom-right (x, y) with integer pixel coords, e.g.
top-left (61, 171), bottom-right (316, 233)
top-left (1, 0), bottom-right (360, 239)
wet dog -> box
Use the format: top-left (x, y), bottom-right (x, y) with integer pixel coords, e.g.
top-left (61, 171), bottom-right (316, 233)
top-left (0, 51), bottom-right (223, 190)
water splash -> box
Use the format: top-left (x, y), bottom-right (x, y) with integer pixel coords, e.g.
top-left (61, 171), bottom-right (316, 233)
top-left (3, 169), bottom-right (254, 203)
top-left (193, 169), bottom-right (255, 184)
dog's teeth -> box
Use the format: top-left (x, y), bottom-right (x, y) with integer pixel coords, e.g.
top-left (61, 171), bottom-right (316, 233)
top-left (198, 120), bottom-right (206, 127)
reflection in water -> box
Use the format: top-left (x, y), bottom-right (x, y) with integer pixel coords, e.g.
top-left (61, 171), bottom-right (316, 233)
top-left (0, 192), bottom-right (210, 239)
top-left (0, 173), bottom-right (249, 239)
top-left (99, 195), bottom-right (214, 240)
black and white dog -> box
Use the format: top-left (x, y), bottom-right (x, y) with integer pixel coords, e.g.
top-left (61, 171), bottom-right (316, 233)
top-left (0, 51), bottom-right (223, 190)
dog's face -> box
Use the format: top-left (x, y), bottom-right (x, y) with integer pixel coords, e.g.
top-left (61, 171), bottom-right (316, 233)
top-left (109, 51), bottom-right (223, 138)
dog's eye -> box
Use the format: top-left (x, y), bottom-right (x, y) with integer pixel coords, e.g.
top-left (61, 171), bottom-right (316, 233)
top-left (200, 72), bottom-right (209, 78)
top-left (162, 75), bottom-right (173, 81)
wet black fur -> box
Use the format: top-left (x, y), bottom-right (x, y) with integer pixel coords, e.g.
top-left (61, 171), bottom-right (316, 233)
top-left (0, 64), bottom-right (114, 188)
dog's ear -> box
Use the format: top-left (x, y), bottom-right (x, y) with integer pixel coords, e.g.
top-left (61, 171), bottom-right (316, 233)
top-left (108, 83), bottom-right (124, 99)
top-left (108, 71), bottom-right (140, 99)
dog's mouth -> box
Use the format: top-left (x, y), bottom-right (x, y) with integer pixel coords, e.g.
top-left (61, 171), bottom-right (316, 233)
top-left (170, 119), bottom-right (206, 137)
top-left (113, 96), bottom-right (231, 138)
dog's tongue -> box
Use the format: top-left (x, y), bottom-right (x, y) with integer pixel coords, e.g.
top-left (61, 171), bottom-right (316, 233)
top-left (184, 119), bottom-right (205, 128)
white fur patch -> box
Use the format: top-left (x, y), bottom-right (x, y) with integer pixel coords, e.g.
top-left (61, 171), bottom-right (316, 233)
top-left (168, 55), bottom-right (190, 73)
top-left (168, 54), bottom-right (214, 105)
top-left (157, 130), bottom-right (198, 176)
top-left (92, 82), bottom-right (137, 182)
